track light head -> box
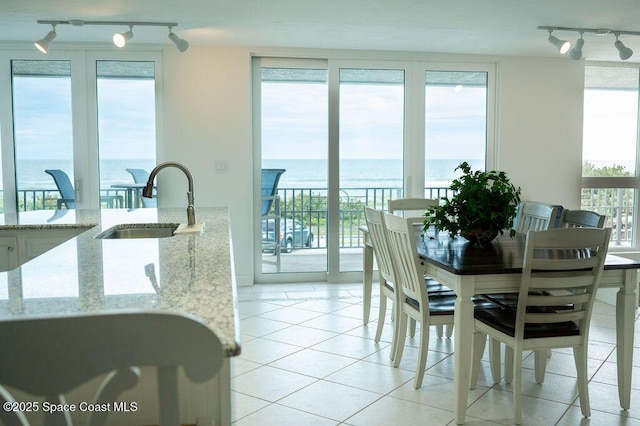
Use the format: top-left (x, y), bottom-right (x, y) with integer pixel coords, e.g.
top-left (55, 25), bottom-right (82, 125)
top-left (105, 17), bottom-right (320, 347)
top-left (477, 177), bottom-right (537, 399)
top-left (614, 35), bottom-right (633, 60)
top-left (569, 36), bottom-right (584, 60)
top-left (168, 29), bottom-right (189, 52)
top-left (35, 25), bottom-right (57, 54)
top-left (548, 31), bottom-right (571, 54)
top-left (539, 26), bottom-right (640, 61)
top-left (34, 20), bottom-right (186, 52)
top-left (113, 26), bottom-right (134, 48)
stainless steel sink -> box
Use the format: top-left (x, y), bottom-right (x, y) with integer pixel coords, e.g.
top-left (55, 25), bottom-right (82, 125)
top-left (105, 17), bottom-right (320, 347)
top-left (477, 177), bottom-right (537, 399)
top-left (95, 223), bottom-right (180, 239)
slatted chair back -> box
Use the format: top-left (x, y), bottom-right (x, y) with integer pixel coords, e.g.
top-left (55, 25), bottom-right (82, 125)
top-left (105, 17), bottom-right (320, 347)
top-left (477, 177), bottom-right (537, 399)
top-left (560, 209), bottom-right (606, 229)
top-left (514, 202), bottom-right (559, 234)
top-left (364, 207), bottom-right (395, 289)
top-left (383, 213), bottom-right (428, 315)
top-left (517, 227), bottom-right (610, 340)
top-left (472, 227), bottom-right (611, 424)
top-left (0, 312), bottom-right (224, 426)
top-left (388, 197), bottom-right (438, 221)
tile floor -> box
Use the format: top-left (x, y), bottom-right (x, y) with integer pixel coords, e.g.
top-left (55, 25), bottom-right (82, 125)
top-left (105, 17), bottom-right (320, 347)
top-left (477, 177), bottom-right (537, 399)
top-left (231, 282), bottom-right (640, 425)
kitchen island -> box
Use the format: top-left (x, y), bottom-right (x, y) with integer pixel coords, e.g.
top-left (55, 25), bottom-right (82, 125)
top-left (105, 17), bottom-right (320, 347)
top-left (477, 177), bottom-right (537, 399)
top-left (0, 207), bottom-right (240, 425)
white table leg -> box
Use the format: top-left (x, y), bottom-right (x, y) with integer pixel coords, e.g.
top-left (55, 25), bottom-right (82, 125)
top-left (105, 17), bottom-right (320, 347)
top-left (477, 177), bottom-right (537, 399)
top-left (362, 235), bottom-right (373, 325)
top-left (616, 269), bottom-right (637, 409)
top-left (454, 278), bottom-right (475, 424)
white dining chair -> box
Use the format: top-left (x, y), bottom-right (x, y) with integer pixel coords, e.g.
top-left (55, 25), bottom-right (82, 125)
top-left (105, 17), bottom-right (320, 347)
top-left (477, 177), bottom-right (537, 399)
top-left (514, 201), bottom-right (560, 234)
top-left (388, 197), bottom-right (438, 218)
top-left (0, 311), bottom-right (224, 426)
top-left (364, 206), bottom-right (402, 360)
top-left (481, 200), bottom-right (562, 381)
top-left (388, 197), bottom-right (453, 338)
top-left (383, 212), bottom-right (456, 388)
top-left (560, 209), bottom-right (606, 229)
top-left (470, 227), bottom-right (611, 424)
top-left (364, 207), bottom-right (456, 363)
top-left (383, 213), bottom-right (498, 388)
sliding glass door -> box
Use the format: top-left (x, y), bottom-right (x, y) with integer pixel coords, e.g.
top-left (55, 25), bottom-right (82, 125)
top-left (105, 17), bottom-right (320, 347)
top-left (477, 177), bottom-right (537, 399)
top-left (11, 60), bottom-right (74, 212)
top-left (258, 64), bottom-right (329, 275)
top-left (338, 68), bottom-right (405, 273)
top-left (95, 60), bottom-right (157, 209)
top-left (254, 57), bottom-right (494, 282)
top-left (424, 69), bottom-right (490, 194)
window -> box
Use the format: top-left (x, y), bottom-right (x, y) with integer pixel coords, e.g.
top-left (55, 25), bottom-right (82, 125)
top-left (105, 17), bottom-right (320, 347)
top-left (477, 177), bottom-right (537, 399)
top-left (11, 60), bottom-right (74, 212)
top-left (424, 70), bottom-right (488, 197)
top-left (254, 57), bottom-right (495, 282)
top-left (96, 61), bottom-right (157, 209)
top-left (1, 52), bottom-right (160, 215)
top-left (339, 68), bottom-right (405, 272)
top-left (582, 65), bottom-right (640, 247)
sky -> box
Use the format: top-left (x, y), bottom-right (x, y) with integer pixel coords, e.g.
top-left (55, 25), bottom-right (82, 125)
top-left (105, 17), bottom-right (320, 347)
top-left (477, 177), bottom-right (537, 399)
top-left (10, 72), bottom-right (637, 172)
top-left (261, 81), bottom-right (488, 161)
top-left (583, 89), bottom-right (638, 171)
top-left (12, 76), bottom-right (155, 161)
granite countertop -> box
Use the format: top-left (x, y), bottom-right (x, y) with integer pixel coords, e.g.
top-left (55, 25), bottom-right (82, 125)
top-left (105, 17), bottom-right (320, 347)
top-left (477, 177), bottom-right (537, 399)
top-left (0, 207), bottom-right (240, 357)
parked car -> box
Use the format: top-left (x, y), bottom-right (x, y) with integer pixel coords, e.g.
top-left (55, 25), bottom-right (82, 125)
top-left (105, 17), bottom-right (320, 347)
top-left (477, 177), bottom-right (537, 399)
top-left (262, 218), bottom-right (313, 253)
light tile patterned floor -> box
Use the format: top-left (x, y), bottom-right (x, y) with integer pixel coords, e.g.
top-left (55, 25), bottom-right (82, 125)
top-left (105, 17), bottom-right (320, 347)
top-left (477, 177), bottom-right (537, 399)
top-left (232, 282), bottom-right (640, 425)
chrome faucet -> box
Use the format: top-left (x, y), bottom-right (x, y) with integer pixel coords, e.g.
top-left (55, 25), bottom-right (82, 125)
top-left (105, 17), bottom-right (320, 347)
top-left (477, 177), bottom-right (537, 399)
top-left (143, 162), bottom-right (196, 226)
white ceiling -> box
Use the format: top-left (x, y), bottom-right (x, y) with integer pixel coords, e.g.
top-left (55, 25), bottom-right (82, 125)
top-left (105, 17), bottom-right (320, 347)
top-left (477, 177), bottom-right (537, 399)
top-left (2, 0), bottom-right (640, 62)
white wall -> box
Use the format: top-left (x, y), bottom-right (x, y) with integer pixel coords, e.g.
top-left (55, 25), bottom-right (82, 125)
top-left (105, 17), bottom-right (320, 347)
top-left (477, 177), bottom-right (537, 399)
top-left (497, 57), bottom-right (585, 209)
top-left (155, 48), bottom-right (586, 285)
top-left (160, 46), bottom-right (255, 284)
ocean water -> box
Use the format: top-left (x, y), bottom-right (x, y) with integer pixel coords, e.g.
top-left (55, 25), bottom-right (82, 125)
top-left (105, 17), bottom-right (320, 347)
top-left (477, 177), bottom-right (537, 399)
top-left (15, 158), bottom-right (482, 190)
top-left (16, 159), bottom-right (157, 190)
top-left (263, 158), bottom-right (484, 189)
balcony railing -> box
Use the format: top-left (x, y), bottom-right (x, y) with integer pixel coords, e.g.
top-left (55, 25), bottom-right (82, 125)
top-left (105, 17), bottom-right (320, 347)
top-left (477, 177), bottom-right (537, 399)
top-left (15, 188), bottom-right (130, 211)
top-left (581, 187), bottom-right (634, 247)
top-left (10, 185), bottom-right (635, 248)
top-left (274, 186), bottom-right (453, 249)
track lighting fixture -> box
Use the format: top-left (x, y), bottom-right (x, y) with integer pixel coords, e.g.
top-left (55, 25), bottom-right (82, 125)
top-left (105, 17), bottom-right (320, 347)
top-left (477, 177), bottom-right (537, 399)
top-left (34, 24), bottom-right (57, 54)
top-left (548, 30), bottom-right (571, 54)
top-left (539, 26), bottom-right (639, 60)
top-left (569, 33), bottom-right (584, 60)
top-left (35, 20), bottom-right (189, 53)
top-left (168, 28), bottom-right (189, 52)
top-left (113, 26), bottom-right (134, 48)
top-left (614, 34), bottom-right (633, 60)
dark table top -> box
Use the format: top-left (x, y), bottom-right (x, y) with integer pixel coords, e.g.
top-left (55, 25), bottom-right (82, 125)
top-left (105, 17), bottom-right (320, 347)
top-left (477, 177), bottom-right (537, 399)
top-left (417, 233), bottom-right (640, 276)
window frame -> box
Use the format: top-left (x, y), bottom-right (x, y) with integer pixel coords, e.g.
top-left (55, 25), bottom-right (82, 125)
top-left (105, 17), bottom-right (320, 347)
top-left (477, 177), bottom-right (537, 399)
top-left (0, 48), bottom-right (163, 214)
top-left (582, 62), bottom-right (640, 250)
top-left (252, 54), bottom-right (497, 283)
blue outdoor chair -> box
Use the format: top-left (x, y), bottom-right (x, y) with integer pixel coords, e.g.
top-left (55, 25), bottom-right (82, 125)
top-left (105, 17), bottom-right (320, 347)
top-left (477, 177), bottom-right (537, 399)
top-left (126, 168), bottom-right (157, 207)
top-left (261, 169), bottom-right (286, 270)
top-left (45, 169), bottom-right (76, 209)
top-left (261, 169), bottom-right (286, 217)
top-left (45, 169), bottom-right (122, 209)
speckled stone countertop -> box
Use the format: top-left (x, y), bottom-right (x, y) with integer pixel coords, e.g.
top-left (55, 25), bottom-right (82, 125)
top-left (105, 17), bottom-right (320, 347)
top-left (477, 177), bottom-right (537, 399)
top-left (0, 207), bottom-right (240, 357)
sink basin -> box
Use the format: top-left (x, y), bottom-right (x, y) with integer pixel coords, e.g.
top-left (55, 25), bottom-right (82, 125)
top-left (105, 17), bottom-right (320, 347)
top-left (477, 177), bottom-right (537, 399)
top-left (95, 223), bottom-right (180, 239)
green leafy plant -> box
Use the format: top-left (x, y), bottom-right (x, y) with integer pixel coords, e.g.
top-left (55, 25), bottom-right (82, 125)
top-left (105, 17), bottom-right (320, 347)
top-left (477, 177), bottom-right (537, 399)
top-left (423, 162), bottom-right (521, 247)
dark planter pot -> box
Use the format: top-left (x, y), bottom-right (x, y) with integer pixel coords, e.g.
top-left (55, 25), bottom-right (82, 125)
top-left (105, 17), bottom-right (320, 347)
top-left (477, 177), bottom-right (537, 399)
top-left (462, 229), bottom-right (499, 247)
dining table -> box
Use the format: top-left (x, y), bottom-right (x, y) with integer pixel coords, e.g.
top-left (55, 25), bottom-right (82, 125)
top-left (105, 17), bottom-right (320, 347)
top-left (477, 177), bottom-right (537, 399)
top-left (416, 232), bottom-right (640, 424)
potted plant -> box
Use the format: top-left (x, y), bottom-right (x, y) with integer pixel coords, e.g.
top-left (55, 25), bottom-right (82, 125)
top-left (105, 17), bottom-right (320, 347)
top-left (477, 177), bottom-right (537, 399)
top-left (423, 161), bottom-right (521, 247)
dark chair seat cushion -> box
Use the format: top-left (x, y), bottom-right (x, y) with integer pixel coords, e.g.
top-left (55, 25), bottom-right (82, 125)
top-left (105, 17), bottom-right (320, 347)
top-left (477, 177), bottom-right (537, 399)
top-left (383, 278), bottom-right (456, 297)
top-left (478, 292), bottom-right (574, 311)
top-left (474, 307), bottom-right (580, 338)
top-left (425, 278), bottom-right (455, 295)
top-left (406, 295), bottom-right (501, 316)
